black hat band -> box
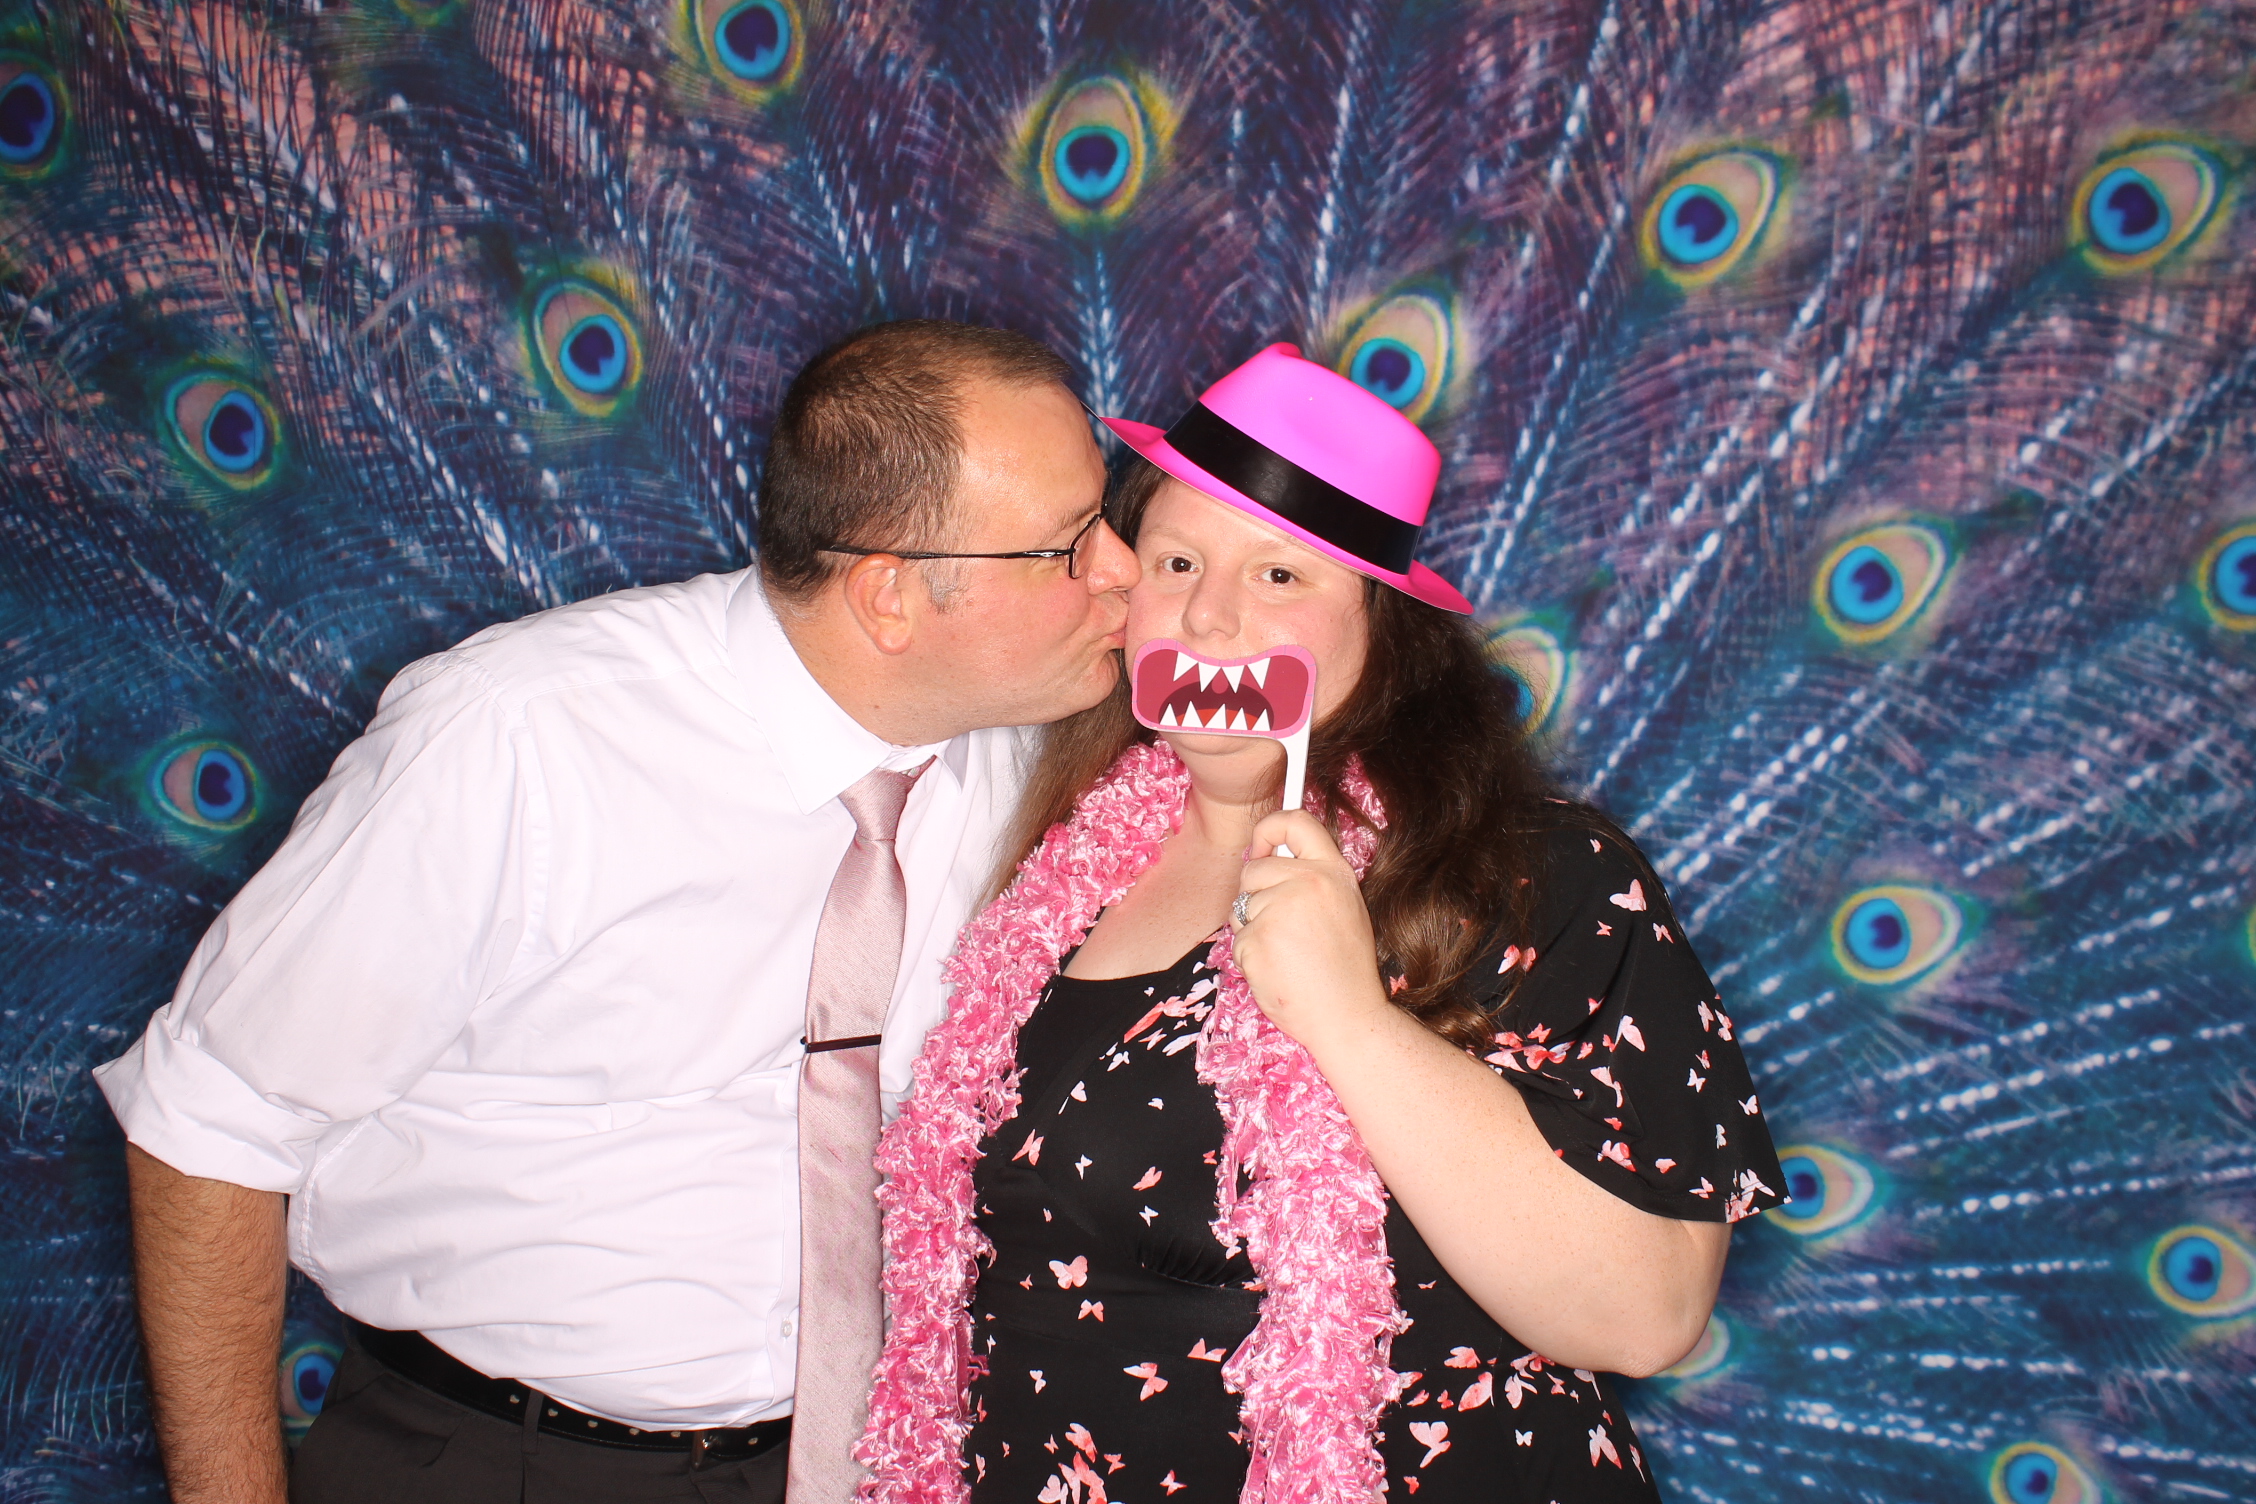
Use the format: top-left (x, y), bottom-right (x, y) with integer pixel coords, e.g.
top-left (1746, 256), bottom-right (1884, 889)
top-left (1162, 403), bottom-right (1421, 576)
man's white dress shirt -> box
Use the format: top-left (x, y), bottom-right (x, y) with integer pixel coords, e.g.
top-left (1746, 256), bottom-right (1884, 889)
top-left (94, 569), bottom-right (1027, 1428)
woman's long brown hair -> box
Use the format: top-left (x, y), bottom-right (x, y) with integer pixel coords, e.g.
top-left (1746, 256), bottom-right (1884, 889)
top-left (1001, 458), bottom-right (1601, 1054)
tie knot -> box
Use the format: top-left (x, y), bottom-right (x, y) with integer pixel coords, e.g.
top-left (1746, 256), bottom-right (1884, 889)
top-left (838, 760), bottom-right (929, 841)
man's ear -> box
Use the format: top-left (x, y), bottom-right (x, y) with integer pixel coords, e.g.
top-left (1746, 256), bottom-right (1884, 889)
top-left (837, 553), bottom-right (920, 656)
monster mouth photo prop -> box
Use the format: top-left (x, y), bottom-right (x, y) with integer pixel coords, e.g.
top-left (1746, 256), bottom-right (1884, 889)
top-left (1131, 640), bottom-right (1318, 854)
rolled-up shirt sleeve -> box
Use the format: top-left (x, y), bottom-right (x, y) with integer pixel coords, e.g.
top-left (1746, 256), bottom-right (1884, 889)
top-left (94, 650), bottom-right (542, 1192)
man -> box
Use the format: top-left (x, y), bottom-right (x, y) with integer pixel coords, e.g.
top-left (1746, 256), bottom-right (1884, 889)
top-left (94, 320), bottom-right (1137, 1504)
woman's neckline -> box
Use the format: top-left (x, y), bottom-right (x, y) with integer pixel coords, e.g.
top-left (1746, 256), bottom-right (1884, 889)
top-left (1055, 930), bottom-right (1223, 987)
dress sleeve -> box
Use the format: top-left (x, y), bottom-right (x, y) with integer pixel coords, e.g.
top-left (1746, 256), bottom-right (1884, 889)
top-left (1471, 823), bottom-right (1786, 1223)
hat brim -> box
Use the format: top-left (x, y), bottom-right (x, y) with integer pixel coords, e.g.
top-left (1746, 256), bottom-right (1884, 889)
top-left (1103, 417), bottom-right (1474, 615)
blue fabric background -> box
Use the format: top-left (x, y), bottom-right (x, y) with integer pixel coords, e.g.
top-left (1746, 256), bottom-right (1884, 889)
top-left (3, 0), bottom-right (2254, 1498)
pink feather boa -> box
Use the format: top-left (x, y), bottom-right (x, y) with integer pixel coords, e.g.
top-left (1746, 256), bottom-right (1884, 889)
top-left (857, 740), bottom-right (1409, 1504)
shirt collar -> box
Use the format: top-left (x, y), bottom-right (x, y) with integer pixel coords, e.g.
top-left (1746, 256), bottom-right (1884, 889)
top-left (724, 571), bottom-right (968, 814)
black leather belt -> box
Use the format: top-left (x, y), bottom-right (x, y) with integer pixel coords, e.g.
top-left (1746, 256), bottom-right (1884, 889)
top-left (347, 1319), bottom-right (791, 1467)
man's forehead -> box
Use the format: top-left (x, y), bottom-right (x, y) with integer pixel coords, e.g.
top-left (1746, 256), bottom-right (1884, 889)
top-left (967, 484), bottom-right (1099, 542)
top-left (957, 383), bottom-right (1102, 501)
top-left (956, 372), bottom-right (1072, 425)
top-left (1045, 466), bottom-right (1108, 530)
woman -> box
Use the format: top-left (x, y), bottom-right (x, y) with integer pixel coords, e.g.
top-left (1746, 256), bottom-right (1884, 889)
top-left (861, 345), bottom-right (1784, 1504)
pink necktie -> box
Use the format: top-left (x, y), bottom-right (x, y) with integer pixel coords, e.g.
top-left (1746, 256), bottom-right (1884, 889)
top-left (789, 761), bottom-right (929, 1501)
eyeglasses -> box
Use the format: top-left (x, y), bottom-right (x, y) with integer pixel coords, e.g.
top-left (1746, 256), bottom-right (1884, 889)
top-left (818, 508), bottom-right (1111, 580)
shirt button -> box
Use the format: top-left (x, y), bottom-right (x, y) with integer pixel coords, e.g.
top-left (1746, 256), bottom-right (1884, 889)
top-left (782, 1321), bottom-right (794, 1337)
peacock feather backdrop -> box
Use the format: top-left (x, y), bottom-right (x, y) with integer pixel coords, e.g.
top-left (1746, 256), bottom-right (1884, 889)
top-left (3, 0), bottom-right (2255, 1497)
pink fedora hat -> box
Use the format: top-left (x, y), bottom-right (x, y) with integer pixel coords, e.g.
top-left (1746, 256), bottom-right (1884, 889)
top-left (1102, 343), bottom-right (1472, 614)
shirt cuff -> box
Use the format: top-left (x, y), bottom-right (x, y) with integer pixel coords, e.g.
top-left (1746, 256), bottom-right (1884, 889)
top-left (93, 1026), bottom-right (328, 1193)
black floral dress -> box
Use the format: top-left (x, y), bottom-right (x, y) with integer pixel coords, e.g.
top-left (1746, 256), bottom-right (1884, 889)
top-left (961, 825), bottom-right (1785, 1503)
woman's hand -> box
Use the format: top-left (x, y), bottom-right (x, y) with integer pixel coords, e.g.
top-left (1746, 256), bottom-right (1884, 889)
top-left (1230, 809), bottom-right (1392, 1048)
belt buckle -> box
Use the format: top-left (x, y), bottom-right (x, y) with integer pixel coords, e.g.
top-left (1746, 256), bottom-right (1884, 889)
top-left (689, 1430), bottom-right (719, 1471)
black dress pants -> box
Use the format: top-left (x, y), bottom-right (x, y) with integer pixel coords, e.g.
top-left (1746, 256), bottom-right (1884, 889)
top-left (290, 1330), bottom-right (787, 1504)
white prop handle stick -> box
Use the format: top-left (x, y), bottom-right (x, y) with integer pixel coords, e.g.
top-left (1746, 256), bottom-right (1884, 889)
top-left (1125, 640), bottom-right (1318, 860)
top-left (1276, 722), bottom-right (1309, 859)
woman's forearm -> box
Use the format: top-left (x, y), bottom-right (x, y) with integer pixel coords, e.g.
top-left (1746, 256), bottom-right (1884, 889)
top-left (1293, 988), bottom-right (1729, 1377)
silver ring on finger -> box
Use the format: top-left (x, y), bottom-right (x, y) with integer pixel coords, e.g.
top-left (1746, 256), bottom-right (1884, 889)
top-left (1232, 891), bottom-right (1252, 928)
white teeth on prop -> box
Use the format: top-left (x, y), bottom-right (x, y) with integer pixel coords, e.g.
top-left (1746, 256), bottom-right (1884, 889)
top-left (1253, 710), bottom-right (1271, 732)
top-left (1249, 658), bottom-right (1270, 688)
top-left (1232, 710), bottom-right (1252, 731)
top-left (1160, 704), bottom-right (1179, 727)
top-left (1175, 651), bottom-right (1198, 682)
top-left (1223, 665), bottom-right (1243, 691)
top-left (1197, 663), bottom-right (1219, 690)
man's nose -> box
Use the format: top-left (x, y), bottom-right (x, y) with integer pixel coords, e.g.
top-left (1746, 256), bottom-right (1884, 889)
top-left (1084, 519), bottom-right (1140, 592)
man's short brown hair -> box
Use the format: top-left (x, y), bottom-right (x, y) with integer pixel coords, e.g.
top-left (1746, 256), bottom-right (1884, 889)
top-left (757, 320), bottom-right (1074, 600)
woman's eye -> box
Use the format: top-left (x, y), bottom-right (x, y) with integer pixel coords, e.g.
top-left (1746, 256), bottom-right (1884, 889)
top-left (1157, 554), bottom-right (1195, 574)
top-left (1263, 568), bottom-right (1297, 586)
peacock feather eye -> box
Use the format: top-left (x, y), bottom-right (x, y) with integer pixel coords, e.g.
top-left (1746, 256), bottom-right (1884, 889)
top-left (532, 281), bottom-right (643, 417)
top-left (1334, 293), bottom-right (1454, 422)
top-left (0, 57), bottom-right (61, 175)
top-left (151, 741), bottom-right (258, 830)
top-left (694, 0), bottom-right (802, 98)
top-left (1658, 1312), bottom-right (1732, 1380)
top-left (1056, 122), bottom-right (1130, 202)
top-left (1030, 74), bottom-right (1166, 230)
top-left (2145, 1225), bottom-right (2256, 1319)
top-left (2196, 521), bottom-right (2256, 630)
top-left (1829, 884), bottom-right (1964, 986)
top-left (1763, 1143), bottom-right (1877, 1237)
top-left (278, 1338), bottom-right (341, 1442)
top-left (166, 377), bottom-right (280, 489)
top-left (2072, 140), bottom-right (2226, 274)
top-left (1813, 523), bottom-right (1949, 645)
top-left (1485, 624), bottom-right (1569, 733)
top-left (1987, 1443), bottom-right (2100, 1504)
top-left (1350, 340), bottom-right (1422, 404)
top-left (1638, 150), bottom-right (1785, 289)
